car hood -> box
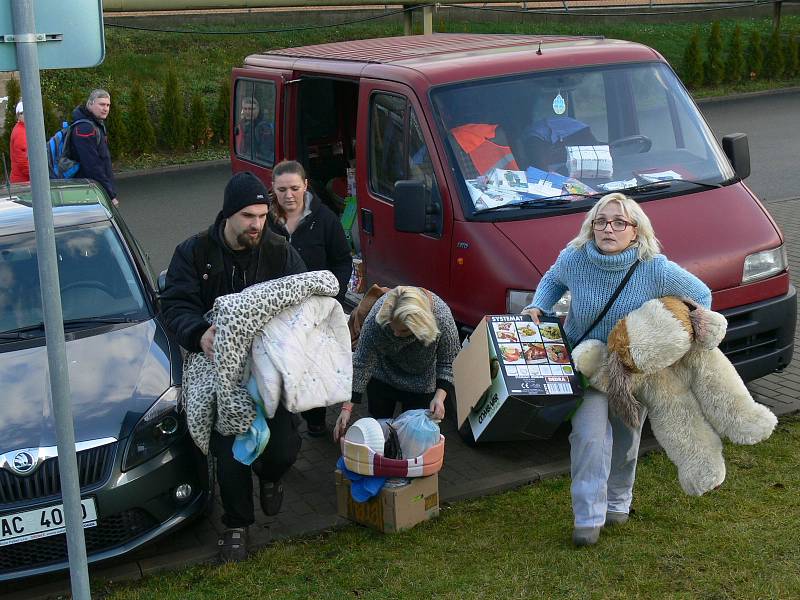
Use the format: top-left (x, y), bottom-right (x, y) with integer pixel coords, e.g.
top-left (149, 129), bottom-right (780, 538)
top-left (493, 184), bottom-right (782, 293)
top-left (0, 320), bottom-right (173, 453)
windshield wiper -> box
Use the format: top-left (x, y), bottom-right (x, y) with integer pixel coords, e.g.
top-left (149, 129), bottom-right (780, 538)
top-left (621, 179), bottom-right (724, 196)
top-left (474, 192), bottom-right (600, 215)
top-left (0, 323), bottom-right (46, 340)
top-left (62, 316), bottom-right (137, 329)
top-left (0, 317), bottom-right (136, 340)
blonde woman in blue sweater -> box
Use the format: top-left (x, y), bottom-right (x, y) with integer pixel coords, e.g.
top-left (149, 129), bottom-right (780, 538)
top-left (523, 192), bottom-right (711, 547)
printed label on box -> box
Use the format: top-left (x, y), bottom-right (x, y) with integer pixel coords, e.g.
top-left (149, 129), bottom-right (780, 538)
top-left (487, 315), bottom-right (580, 395)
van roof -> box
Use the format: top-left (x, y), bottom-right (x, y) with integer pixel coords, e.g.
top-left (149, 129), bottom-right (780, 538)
top-left (244, 33), bottom-right (662, 83)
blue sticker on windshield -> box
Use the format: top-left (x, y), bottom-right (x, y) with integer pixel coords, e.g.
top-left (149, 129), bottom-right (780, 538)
top-left (552, 93), bottom-right (566, 115)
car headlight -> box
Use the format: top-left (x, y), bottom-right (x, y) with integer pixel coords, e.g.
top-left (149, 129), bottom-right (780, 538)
top-left (122, 386), bottom-right (184, 472)
top-left (506, 289), bottom-right (534, 314)
top-left (742, 245), bottom-right (787, 284)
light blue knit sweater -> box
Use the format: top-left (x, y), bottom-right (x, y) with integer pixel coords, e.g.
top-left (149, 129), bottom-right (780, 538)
top-left (527, 241), bottom-right (711, 346)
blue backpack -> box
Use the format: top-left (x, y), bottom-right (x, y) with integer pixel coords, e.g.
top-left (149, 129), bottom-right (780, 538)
top-left (46, 119), bottom-right (97, 179)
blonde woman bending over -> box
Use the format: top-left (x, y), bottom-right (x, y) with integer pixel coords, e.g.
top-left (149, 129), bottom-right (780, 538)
top-left (333, 286), bottom-right (460, 441)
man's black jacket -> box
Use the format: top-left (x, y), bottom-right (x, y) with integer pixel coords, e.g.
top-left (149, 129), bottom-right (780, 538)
top-left (70, 105), bottom-right (116, 200)
top-left (161, 210), bottom-right (306, 352)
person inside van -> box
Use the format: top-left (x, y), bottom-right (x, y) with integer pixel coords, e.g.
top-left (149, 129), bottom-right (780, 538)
top-left (521, 192), bottom-right (710, 547)
top-left (268, 159), bottom-right (352, 437)
top-left (332, 286), bottom-right (460, 442)
top-left (235, 96), bottom-right (274, 164)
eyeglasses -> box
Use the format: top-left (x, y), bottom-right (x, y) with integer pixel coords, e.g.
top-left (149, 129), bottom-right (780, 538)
top-left (592, 218), bottom-right (636, 232)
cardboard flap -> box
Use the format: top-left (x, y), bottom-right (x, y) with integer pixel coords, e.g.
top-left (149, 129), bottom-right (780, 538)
top-left (453, 317), bottom-right (491, 428)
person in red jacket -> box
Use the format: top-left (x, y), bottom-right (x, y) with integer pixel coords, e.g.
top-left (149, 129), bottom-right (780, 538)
top-left (9, 101), bottom-right (29, 184)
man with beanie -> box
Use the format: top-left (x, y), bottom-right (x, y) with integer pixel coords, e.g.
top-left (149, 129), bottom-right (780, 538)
top-left (161, 171), bottom-right (306, 563)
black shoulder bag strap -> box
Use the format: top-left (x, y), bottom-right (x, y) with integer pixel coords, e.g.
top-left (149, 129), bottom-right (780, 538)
top-left (572, 259), bottom-right (640, 348)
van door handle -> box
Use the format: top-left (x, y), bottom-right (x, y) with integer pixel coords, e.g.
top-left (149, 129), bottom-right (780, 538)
top-left (361, 208), bottom-right (374, 235)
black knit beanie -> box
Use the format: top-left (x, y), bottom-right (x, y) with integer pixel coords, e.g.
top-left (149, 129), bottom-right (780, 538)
top-left (222, 171), bottom-right (269, 218)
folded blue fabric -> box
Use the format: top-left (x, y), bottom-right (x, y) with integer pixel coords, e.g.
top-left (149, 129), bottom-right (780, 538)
top-left (527, 116), bottom-right (589, 144)
top-left (336, 456), bottom-right (387, 503)
top-left (232, 379), bottom-right (271, 465)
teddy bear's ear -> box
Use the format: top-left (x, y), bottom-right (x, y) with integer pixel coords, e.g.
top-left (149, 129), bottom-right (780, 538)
top-left (606, 353), bottom-right (641, 429)
top-left (685, 301), bottom-right (728, 350)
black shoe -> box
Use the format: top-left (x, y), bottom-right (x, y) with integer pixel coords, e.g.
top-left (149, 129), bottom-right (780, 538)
top-left (218, 527), bottom-right (248, 563)
top-left (260, 480), bottom-right (284, 516)
top-left (307, 422), bottom-right (327, 438)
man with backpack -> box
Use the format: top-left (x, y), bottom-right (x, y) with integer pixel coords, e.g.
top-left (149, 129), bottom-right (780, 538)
top-left (70, 89), bottom-right (118, 206)
top-left (160, 171), bottom-right (307, 563)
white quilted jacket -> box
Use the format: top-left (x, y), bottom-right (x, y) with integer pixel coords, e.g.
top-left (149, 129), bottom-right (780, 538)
top-left (251, 295), bottom-right (352, 418)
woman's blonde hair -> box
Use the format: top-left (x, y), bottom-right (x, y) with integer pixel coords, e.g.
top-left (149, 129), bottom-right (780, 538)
top-left (376, 286), bottom-right (440, 346)
top-left (569, 193), bottom-right (660, 261)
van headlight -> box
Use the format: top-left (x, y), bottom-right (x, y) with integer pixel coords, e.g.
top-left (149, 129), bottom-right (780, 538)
top-left (506, 290), bottom-right (534, 314)
top-left (742, 245), bottom-right (787, 284)
top-left (122, 386), bottom-right (184, 472)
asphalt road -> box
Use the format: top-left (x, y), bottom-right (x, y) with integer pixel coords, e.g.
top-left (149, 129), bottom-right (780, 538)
top-left (117, 90), bottom-right (800, 273)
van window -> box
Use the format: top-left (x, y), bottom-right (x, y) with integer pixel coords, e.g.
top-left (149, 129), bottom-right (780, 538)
top-left (234, 79), bottom-right (276, 166)
top-left (369, 93), bottom-right (441, 207)
top-left (431, 62), bottom-right (734, 218)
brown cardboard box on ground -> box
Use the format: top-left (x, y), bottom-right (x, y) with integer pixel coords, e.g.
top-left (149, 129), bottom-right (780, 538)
top-left (335, 470), bottom-right (439, 533)
top-left (454, 315), bottom-right (582, 443)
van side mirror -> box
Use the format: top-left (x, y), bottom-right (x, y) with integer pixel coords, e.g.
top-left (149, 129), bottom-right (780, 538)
top-left (722, 133), bottom-right (750, 180)
top-left (158, 269), bottom-right (167, 294)
top-left (394, 180), bottom-right (440, 234)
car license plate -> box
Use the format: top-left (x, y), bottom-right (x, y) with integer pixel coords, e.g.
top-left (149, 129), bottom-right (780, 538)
top-left (0, 498), bottom-right (97, 547)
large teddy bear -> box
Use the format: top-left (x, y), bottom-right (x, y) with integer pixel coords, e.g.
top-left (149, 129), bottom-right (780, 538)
top-left (572, 296), bottom-right (777, 496)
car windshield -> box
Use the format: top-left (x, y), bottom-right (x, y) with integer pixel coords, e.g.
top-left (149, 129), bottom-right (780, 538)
top-left (430, 61), bottom-right (734, 217)
top-left (0, 222), bottom-right (149, 335)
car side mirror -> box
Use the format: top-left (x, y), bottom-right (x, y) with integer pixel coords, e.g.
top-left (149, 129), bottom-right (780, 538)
top-left (394, 180), bottom-right (439, 234)
top-left (722, 133), bottom-right (750, 181)
top-left (158, 269), bottom-right (167, 294)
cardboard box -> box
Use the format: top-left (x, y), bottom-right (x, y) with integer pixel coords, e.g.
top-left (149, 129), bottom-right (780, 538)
top-left (335, 471), bottom-right (439, 533)
top-left (454, 315), bottom-right (582, 443)
top-left (566, 145), bottom-right (613, 179)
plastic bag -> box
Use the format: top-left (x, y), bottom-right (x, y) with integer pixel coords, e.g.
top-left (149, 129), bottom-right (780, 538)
top-left (390, 409), bottom-right (440, 459)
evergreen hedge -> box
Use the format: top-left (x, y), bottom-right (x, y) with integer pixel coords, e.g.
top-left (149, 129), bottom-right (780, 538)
top-left (683, 30), bottom-right (704, 88)
top-left (725, 25), bottom-right (745, 84)
top-left (706, 22), bottom-right (725, 86)
top-left (747, 30), bottom-right (764, 79)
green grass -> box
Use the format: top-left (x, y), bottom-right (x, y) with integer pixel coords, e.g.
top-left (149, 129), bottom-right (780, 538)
top-left (98, 415), bottom-right (800, 600)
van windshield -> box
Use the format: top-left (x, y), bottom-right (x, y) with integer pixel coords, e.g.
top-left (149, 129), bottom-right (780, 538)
top-left (430, 62), bottom-right (734, 217)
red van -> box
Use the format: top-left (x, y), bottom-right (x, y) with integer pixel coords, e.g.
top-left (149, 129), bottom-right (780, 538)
top-left (230, 33), bottom-right (795, 383)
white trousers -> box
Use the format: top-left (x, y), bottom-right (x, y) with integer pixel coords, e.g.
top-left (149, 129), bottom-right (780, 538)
top-left (569, 387), bottom-right (647, 528)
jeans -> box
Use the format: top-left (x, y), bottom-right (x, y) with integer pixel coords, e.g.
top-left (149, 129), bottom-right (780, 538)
top-left (569, 387), bottom-right (647, 528)
top-left (210, 403), bottom-right (301, 528)
top-left (365, 378), bottom-right (434, 419)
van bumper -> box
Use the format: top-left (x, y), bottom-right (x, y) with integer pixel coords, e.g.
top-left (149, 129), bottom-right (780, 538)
top-left (719, 284), bottom-right (796, 382)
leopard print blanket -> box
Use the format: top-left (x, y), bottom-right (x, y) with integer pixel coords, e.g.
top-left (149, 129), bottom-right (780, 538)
top-left (183, 271), bottom-right (339, 454)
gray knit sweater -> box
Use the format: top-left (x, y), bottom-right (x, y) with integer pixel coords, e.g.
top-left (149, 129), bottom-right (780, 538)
top-left (351, 293), bottom-right (460, 401)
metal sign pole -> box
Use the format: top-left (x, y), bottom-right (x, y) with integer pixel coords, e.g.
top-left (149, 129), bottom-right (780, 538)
top-left (10, 1), bottom-right (91, 597)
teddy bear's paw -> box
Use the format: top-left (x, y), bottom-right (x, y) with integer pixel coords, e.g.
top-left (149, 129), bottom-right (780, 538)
top-left (724, 405), bottom-right (778, 445)
top-left (690, 306), bottom-right (728, 350)
top-left (572, 339), bottom-right (607, 378)
top-left (678, 459), bottom-right (726, 496)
